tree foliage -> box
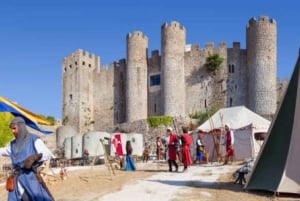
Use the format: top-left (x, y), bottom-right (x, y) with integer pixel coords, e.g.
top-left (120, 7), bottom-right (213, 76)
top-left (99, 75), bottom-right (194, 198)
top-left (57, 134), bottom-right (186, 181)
top-left (0, 113), bottom-right (14, 147)
top-left (205, 53), bottom-right (224, 72)
top-left (147, 116), bottom-right (173, 128)
top-left (39, 115), bottom-right (56, 125)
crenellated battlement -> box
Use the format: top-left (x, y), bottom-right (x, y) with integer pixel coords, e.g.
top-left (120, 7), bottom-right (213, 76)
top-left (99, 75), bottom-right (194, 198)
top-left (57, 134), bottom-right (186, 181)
top-left (151, 50), bottom-right (160, 57)
top-left (247, 16), bottom-right (276, 28)
top-left (219, 41), bottom-right (227, 49)
top-left (232, 42), bottom-right (241, 50)
top-left (127, 31), bottom-right (147, 40)
top-left (161, 21), bottom-right (185, 31)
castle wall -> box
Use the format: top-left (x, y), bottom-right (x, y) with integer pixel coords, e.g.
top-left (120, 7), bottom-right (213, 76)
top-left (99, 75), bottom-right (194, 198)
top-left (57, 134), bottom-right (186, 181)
top-left (62, 16), bottom-right (280, 134)
top-left (126, 31), bottom-right (148, 122)
top-left (114, 59), bottom-right (127, 124)
top-left (148, 50), bottom-right (163, 116)
top-left (227, 42), bottom-right (248, 107)
top-left (246, 16), bottom-right (277, 117)
top-left (161, 21), bottom-right (186, 117)
top-left (93, 64), bottom-right (115, 131)
top-left (62, 49), bottom-right (99, 134)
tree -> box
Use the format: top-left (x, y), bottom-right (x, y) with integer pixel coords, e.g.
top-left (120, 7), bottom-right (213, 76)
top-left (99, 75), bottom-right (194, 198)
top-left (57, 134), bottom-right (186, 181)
top-left (205, 53), bottom-right (224, 72)
top-left (0, 113), bottom-right (14, 147)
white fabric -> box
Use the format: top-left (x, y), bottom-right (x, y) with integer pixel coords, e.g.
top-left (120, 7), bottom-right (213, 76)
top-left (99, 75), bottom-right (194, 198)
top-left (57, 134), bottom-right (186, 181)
top-left (198, 106), bottom-right (270, 131)
top-left (0, 138), bottom-right (53, 160)
top-left (191, 124), bottom-right (264, 161)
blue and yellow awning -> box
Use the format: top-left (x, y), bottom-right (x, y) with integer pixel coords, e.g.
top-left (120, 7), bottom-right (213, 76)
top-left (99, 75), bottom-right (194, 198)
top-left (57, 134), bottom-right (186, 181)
top-left (0, 96), bottom-right (53, 134)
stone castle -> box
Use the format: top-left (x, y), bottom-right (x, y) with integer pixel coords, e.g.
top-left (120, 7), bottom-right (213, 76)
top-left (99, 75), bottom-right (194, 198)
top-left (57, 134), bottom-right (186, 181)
top-left (62, 16), bottom-right (282, 134)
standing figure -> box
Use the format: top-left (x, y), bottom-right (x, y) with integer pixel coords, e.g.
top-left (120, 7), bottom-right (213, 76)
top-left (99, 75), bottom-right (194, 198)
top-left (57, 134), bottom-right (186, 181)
top-left (194, 129), bottom-right (205, 164)
top-left (224, 123), bottom-right (234, 165)
top-left (142, 142), bottom-right (150, 163)
top-left (166, 127), bottom-right (178, 172)
top-left (0, 116), bottom-right (54, 201)
top-left (155, 136), bottom-right (162, 160)
top-left (180, 126), bottom-right (193, 171)
top-left (125, 140), bottom-right (136, 171)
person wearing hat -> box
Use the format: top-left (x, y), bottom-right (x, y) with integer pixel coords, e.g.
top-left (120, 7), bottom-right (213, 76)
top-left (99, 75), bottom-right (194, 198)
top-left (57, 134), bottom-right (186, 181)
top-left (224, 123), bottom-right (234, 165)
top-left (166, 127), bottom-right (178, 172)
top-left (0, 116), bottom-right (54, 201)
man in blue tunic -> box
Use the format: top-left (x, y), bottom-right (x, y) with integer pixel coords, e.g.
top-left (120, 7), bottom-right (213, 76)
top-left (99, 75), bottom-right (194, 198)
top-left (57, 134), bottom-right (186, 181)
top-left (0, 116), bottom-right (54, 201)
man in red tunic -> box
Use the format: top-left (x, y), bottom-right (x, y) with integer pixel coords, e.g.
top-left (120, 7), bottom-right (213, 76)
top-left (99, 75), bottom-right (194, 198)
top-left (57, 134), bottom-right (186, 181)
top-left (180, 126), bottom-right (193, 171)
top-left (166, 127), bottom-right (178, 172)
top-left (224, 123), bottom-right (234, 165)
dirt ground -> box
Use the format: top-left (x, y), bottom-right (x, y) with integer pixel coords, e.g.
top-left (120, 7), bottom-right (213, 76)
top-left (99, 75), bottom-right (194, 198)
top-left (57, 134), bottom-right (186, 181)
top-left (0, 161), bottom-right (298, 201)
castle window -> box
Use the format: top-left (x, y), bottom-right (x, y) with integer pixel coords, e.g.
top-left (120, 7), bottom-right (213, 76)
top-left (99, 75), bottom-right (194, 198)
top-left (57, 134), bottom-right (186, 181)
top-left (150, 74), bottom-right (160, 86)
top-left (88, 64), bottom-right (91, 67)
top-left (229, 98), bottom-right (233, 106)
top-left (154, 104), bottom-right (157, 113)
top-left (75, 61), bottom-right (78, 65)
top-left (69, 64), bottom-right (72, 69)
top-left (82, 61), bottom-right (85, 65)
top-left (69, 94), bottom-right (73, 101)
top-left (204, 99), bottom-right (207, 108)
top-left (228, 64), bottom-right (235, 73)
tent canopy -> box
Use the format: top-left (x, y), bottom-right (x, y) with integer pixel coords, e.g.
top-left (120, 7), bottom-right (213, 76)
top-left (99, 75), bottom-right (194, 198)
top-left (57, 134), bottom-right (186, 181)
top-left (245, 53), bottom-right (300, 195)
top-left (198, 106), bottom-right (270, 132)
top-left (0, 96), bottom-right (53, 134)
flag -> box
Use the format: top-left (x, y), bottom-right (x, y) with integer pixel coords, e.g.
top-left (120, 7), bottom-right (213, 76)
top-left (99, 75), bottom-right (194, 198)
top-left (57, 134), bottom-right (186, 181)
top-left (0, 96), bottom-right (53, 134)
top-left (111, 133), bottom-right (123, 156)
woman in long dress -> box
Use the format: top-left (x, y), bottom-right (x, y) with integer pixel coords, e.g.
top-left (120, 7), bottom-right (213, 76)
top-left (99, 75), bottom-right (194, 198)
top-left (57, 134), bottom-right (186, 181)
top-left (125, 140), bottom-right (136, 171)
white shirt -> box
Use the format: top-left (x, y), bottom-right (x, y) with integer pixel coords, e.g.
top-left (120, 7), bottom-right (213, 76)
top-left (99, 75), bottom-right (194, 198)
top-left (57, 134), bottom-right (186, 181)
top-left (196, 139), bottom-right (203, 146)
top-left (0, 138), bottom-right (53, 160)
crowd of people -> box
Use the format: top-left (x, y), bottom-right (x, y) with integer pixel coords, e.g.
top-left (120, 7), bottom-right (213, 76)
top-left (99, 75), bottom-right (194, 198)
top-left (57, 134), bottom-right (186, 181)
top-left (0, 115), bottom-right (234, 200)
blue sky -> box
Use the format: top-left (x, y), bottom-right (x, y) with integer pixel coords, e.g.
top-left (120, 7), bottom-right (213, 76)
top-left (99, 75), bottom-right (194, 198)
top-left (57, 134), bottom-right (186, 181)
top-left (0, 0), bottom-right (299, 119)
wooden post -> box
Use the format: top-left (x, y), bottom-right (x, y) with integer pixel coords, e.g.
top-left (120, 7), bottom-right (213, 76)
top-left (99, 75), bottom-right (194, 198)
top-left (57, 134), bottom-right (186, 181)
top-left (100, 138), bottom-right (115, 180)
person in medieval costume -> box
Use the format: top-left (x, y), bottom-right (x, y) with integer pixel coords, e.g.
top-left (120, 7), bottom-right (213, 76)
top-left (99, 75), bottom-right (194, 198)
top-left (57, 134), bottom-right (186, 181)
top-left (0, 116), bottom-right (54, 201)
top-left (180, 126), bottom-right (193, 172)
top-left (125, 140), bottom-right (136, 171)
top-left (194, 129), bottom-right (205, 164)
top-left (166, 127), bottom-right (178, 172)
top-left (224, 123), bottom-right (234, 165)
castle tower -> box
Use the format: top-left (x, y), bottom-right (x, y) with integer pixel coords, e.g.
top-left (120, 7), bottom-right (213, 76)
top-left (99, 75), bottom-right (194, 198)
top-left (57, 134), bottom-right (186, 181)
top-left (62, 49), bottom-right (100, 134)
top-left (126, 31), bottom-right (148, 122)
top-left (246, 16), bottom-right (277, 117)
top-left (161, 21), bottom-right (186, 117)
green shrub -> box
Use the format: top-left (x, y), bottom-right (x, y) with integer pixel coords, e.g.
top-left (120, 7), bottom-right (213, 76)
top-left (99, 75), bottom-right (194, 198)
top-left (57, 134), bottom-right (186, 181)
top-left (205, 53), bottom-right (224, 72)
top-left (147, 116), bottom-right (173, 128)
top-left (0, 113), bottom-right (14, 147)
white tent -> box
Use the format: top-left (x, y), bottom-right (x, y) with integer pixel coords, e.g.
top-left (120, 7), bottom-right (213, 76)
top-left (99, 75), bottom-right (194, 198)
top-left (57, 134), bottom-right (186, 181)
top-left (198, 106), bottom-right (270, 132)
top-left (193, 106), bottom-right (270, 162)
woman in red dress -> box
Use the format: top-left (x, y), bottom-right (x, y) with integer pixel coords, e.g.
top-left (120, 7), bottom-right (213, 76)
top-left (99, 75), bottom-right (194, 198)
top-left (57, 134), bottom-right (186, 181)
top-left (224, 123), bottom-right (234, 165)
top-left (180, 126), bottom-right (193, 171)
